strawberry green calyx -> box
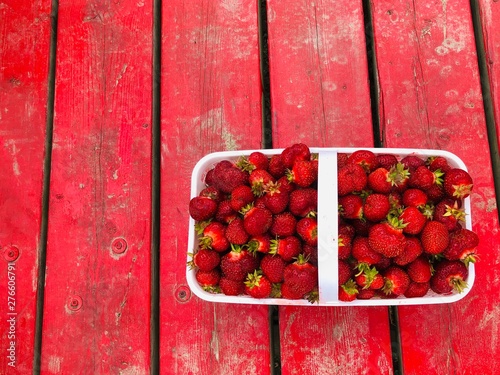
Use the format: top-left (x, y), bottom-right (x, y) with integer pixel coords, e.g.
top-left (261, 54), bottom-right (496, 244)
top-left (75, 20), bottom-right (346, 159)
top-left (443, 202), bottom-right (466, 223)
top-left (195, 220), bottom-right (211, 235)
top-left (203, 285), bottom-right (221, 294)
top-left (239, 203), bottom-right (254, 216)
top-left (305, 289), bottom-right (319, 304)
top-left (452, 183), bottom-right (473, 199)
top-left (433, 169), bottom-right (445, 186)
top-left (294, 253), bottom-right (311, 265)
top-left (187, 252), bottom-right (196, 270)
top-left (236, 156), bottom-right (255, 172)
top-left (199, 236), bottom-right (213, 249)
top-left (263, 181), bottom-right (281, 195)
top-left (271, 283), bottom-right (282, 298)
top-left (421, 204), bottom-right (435, 220)
top-left (341, 279), bottom-right (359, 295)
top-left (449, 275), bottom-right (468, 293)
top-left (244, 270), bottom-right (264, 288)
top-left (386, 213), bottom-right (407, 230)
top-left (389, 162), bottom-right (410, 186)
top-left (356, 265), bottom-right (379, 289)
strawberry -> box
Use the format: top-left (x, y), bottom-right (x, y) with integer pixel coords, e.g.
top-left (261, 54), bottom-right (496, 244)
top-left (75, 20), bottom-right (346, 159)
top-left (189, 248), bottom-right (221, 271)
top-left (230, 185), bottom-right (255, 212)
top-left (237, 151), bottom-right (269, 172)
top-left (349, 218), bottom-right (373, 237)
top-left (281, 282), bottom-right (305, 300)
top-left (268, 154), bottom-right (286, 178)
top-left (215, 200), bottom-right (237, 224)
top-left (338, 163), bottom-right (368, 196)
top-left (393, 237), bottom-right (423, 266)
top-left (198, 221), bottom-right (230, 252)
top-left (246, 234), bottom-right (271, 254)
top-left (406, 256), bottom-right (432, 283)
top-left (219, 277), bottom-right (245, 296)
top-left (388, 191), bottom-right (403, 209)
top-left (248, 169), bottom-right (275, 196)
top-left (347, 150), bottom-right (379, 172)
top-left (355, 265), bottom-right (384, 290)
top-left (260, 254), bottom-right (287, 283)
top-left (433, 199), bottom-right (465, 232)
top-left (283, 254), bottom-right (318, 297)
top-left (351, 236), bottom-right (382, 266)
top-left (430, 259), bottom-right (468, 294)
top-left (388, 163), bottom-right (410, 192)
top-left (376, 154), bottom-right (398, 170)
top-left (302, 244), bottom-right (318, 265)
top-left (404, 281), bottom-right (430, 298)
top-left (357, 288), bottom-right (377, 300)
top-left (426, 156), bottom-right (451, 173)
top-left (337, 153), bottom-right (349, 169)
top-left (276, 175), bottom-right (296, 194)
top-left (225, 217), bottom-right (249, 245)
top-left (399, 206), bottom-right (427, 235)
top-left (244, 270), bottom-right (272, 298)
top-left (382, 266), bottom-right (410, 296)
top-left (269, 212), bottom-right (297, 237)
top-left (443, 168), bottom-right (473, 199)
top-left (281, 143), bottom-right (311, 168)
top-left (443, 228), bottom-right (479, 266)
top-left (241, 205), bottom-right (273, 236)
top-left (196, 269), bottom-right (221, 288)
top-left (220, 245), bottom-right (258, 282)
top-left (262, 181), bottom-right (289, 214)
top-left (287, 159), bottom-right (317, 187)
top-left (338, 259), bottom-right (354, 285)
top-left (212, 161), bottom-right (249, 193)
top-left (409, 165), bottom-right (443, 190)
top-left (400, 155), bottom-right (425, 173)
top-left (368, 167), bottom-right (393, 194)
top-left (288, 188), bottom-right (317, 217)
top-left (199, 186), bottom-right (222, 202)
top-left (338, 232), bottom-right (353, 260)
top-left (363, 193), bottom-right (391, 222)
top-left (296, 217), bottom-right (318, 246)
top-left (339, 279), bottom-right (359, 301)
top-left (420, 221), bottom-right (449, 255)
top-left (402, 188), bottom-right (428, 208)
top-left (189, 196), bottom-right (218, 221)
top-left (426, 183), bottom-right (445, 203)
top-left (368, 217), bottom-right (407, 258)
top-left (269, 236), bottom-right (302, 262)
top-left (339, 194), bottom-right (364, 220)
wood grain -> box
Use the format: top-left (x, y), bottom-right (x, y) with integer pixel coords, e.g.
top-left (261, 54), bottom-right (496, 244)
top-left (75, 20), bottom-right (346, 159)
top-left (371, 0), bottom-right (500, 373)
top-left (266, 1), bottom-right (393, 373)
top-left (159, 1), bottom-right (271, 374)
top-left (0, 1), bottom-right (51, 373)
top-left (40, 1), bottom-right (152, 373)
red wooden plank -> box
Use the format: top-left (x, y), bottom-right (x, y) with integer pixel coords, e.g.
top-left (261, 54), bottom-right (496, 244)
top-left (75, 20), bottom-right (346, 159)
top-left (479, 0), bottom-right (500, 150)
top-left (0, 1), bottom-right (51, 373)
top-left (371, 0), bottom-right (500, 373)
top-left (266, 1), bottom-right (393, 373)
top-left (40, 1), bottom-right (152, 373)
top-left (159, 1), bottom-right (271, 374)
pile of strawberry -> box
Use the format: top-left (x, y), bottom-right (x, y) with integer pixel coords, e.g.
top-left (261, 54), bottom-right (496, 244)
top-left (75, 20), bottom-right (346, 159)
top-left (188, 143), bottom-right (320, 301)
top-left (337, 149), bottom-right (478, 301)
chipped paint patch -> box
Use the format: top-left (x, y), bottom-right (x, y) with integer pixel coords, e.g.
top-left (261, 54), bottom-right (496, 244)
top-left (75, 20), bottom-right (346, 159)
top-left (47, 355), bottom-right (62, 373)
top-left (221, 129), bottom-right (239, 151)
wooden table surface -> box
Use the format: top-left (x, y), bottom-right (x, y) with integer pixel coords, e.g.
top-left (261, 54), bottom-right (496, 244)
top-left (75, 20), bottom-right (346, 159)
top-left (1, 0), bottom-right (499, 374)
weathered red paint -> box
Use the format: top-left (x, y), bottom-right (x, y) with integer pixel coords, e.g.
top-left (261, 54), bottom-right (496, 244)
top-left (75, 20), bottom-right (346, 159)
top-left (159, 1), bottom-right (271, 374)
top-left (39, 1), bottom-right (153, 373)
top-left (266, 1), bottom-right (393, 373)
top-left (371, 0), bottom-right (500, 373)
top-left (0, 1), bottom-right (52, 374)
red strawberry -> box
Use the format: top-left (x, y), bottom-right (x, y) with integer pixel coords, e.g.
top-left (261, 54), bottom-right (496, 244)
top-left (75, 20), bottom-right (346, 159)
top-left (215, 200), bottom-right (238, 224)
top-left (420, 221), bottom-right (449, 255)
top-left (287, 159), bottom-right (317, 187)
top-left (404, 281), bottom-right (430, 298)
top-left (337, 153), bottom-right (349, 169)
top-left (281, 282), bottom-right (305, 300)
top-left (368, 217), bottom-right (407, 258)
top-left (225, 217), bottom-right (249, 245)
top-left (281, 143), bottom-right (311, 169)
top-left (244, 270), bottom-right (272, 298)
top-left (347, 150), bottom-right (379, 172)
top-left (409, 165), bottom-right (443, 190)
top-left (237, 151), bottom-right (269, 172)
top-left (338, 232), bottom-right (353, 260)
top-left (426, 183), bottom-right (445, 203)
top-left (190, 248), bottom-right (221, 271)
top-left (283, 254), bottom-right (318, 297)
top-left (355, 265), bottom-right (384, 290)
top-left (269, 236), bottom-right (302, 262)
top-left (426, 156), bottom-right (451, 173)
top-left (219, 277), bottom-right (245, 296)
top-left (269, 212), bottom-right (297, 237)
top-left (406, 256), bottom-right (432, 283)
top-left (349, 218), bottom-right (373, 237)
top-left (357, 288), bottom-right (377, 300)
top-left (388, 163), bottom-right (410, 192)
top-left (220, 245), bottom-right (256, 281)
top-left (376, 154), bottom-right (398, 170)
top-left (262, 181), bottom-right (289, 214)
top-left (268, 154), bottom-right (286, 178)
top-left (212, 161), bottom-right (249, 193)
top-left (443, 228), bottom-right (479, 266)
top-left (302, 244), bottom-right (318, 265)
top-left (339, 279), bottom-right (359, 301)
top-left (339, 194), bottom-right (364, 220)
top-left (230, 185), bottom-right (255, 212)
top-left (400, 155), bottom-right (425, 173)
top-left (443, 168), bottom-right (473, 199)
top-left (388, 191), bottom-right (403, 209)
top-left (338, 259), bottom-right (353, 285)
top-left (430, 260), bottom-right (468, 294)
top-left (289, 188), bottom-right (317, 217)
top-left (368, 167), bottom-right (393, 194)
top-left (196, 268), bottom-right (221, 288)
top-left (241, 205), bottom-right (273, 236)
top-left (351, 236), bottom-right (382, 266)
top-left (248, 169), bottom-right (275, 196)
top-left (433, 199), bottom-right (465, 232)
top-left (199, 186), bottom-right (222, 202)
top-left (393, 237), bottom-right (423, 266)
top-left (260, 254), bottom-right (287, 283)
top-left (402, 188), bottom-right (428, 208)
top-left (199, 221), bottom-right (230, 252)
top-left (296, 217), bottom-right (318, 246)
top-left (338, 163), bottom-right (368, 196)
top-left (399, 206), bottom-right (427, 235)
top-left (276, 175), bottom-right (296, 194)
top-left (189, 196), bottom-right (218, 221)
top-left (363, 193), bottom-right (391, 222)
top-left (382, 266), bottom-right (410, 296)
top-left (246, 234), bottom-right (271, 254)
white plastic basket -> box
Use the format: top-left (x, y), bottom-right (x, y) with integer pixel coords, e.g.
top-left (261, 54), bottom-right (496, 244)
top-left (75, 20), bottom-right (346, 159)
top-left (186, 148), bottom-right (474, 306)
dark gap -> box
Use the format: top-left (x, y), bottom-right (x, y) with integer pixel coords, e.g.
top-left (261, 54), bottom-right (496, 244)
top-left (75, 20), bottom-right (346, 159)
top-left (362, 1), bottom-right (403, 374)
top-left (258, 1), bottom-right (280, 374)
top-left (151, 0), bottom-right (162, 373)
top-left (470, 0), bottom-right (500, 220)
top-left (33, 0), bottom-right (58, 373)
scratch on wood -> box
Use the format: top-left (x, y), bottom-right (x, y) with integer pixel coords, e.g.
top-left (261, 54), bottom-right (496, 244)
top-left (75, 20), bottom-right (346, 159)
top-left (210, 306), bottom-right (220, 361)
